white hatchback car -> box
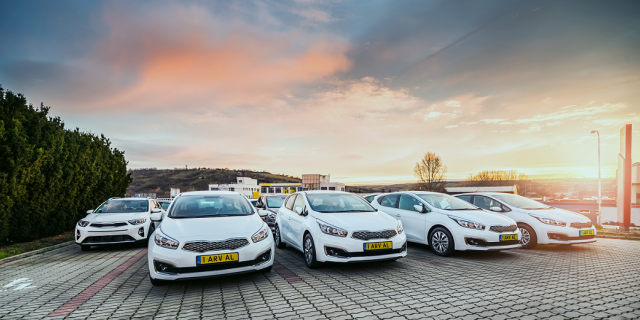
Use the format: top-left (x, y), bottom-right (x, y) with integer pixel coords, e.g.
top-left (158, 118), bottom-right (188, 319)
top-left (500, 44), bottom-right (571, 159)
top-left (454, 193), bottom-right (596, 248)
top-left (274, 191), bottom-right (407, 268)
top-left (147, 191), bottom-right (274, 285)
top-left (370, 192), bottom-right (521, 256)
top-left (76, 197), bottom-right (163, 251)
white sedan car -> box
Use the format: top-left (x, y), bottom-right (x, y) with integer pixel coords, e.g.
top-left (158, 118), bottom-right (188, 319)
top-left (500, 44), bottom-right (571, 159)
top-left (275, 191), bottom-right (407, 268)
top-left (454, 193), bottom-right (596, 248)
top-left (370, 192), bottom-right (521, 256)
top-left (147, 191), bottom-right (274, 285)
top-left (76, 197), bottom-right (163, 251)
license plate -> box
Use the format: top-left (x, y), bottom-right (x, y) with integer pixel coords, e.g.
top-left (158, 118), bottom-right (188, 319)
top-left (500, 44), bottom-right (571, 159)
top-left (197, 252), bottom-right (239, 265)
top-left (500, 234), bottom-right (518, 241)
top-left (580, 229), bottom-right (594, 236)
top-left (364, 241), bottom-right (392, 250)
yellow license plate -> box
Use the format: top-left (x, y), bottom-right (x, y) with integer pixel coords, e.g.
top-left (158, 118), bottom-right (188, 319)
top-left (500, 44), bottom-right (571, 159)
top-left (197, 253), bottom-right (239, 265)
top-left (364, 241), bottom-right (392, 250)
top-left (580, 229), bottom-right (594, 236)
top-left (500, 234), bottom-right (518, 241)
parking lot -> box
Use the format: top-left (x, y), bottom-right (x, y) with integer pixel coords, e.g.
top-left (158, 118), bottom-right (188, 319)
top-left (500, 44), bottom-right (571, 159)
top-left (0, 239), bottom-right (638, 320)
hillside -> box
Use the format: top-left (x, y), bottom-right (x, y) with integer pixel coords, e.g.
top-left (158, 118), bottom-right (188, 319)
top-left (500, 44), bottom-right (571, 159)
top-left (126, 168), bottom-right (301, 197)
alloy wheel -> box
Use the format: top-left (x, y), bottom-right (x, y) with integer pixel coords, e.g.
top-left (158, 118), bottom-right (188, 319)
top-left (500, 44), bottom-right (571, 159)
top-left (304, 237), bottom-right (314, 264)
top-left (519, 227), bottom-right (530, 246)
top-left (431, 231), bottom-right (449, 254)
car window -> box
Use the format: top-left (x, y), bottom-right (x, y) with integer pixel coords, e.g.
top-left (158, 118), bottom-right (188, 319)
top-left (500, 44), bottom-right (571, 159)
top-left (293, 195), bottom-right (307, 214)
top-left (416, 194), bottom-right (479, 210)
top-left (306, 194), bottom-right (375, 212)
top-left (169, 195), bottom-right (253, 218)
top-left (473, 196), bottom-right (497, 209)
top-left (456, 195), bottom-right (472, 203)
top-left (364, 195), bottom-right (374, 203)
top-left (398, 194), bottom-right (422, 212)
top-left (379, 194), bottom-right (398, 208)
top-left (285, 195), bottom-right (297, 210)
top-left (266, 196), bottom-right (286, 208)
top-left (161, 202), bottom-right (171, 210)
top-left (95, 199), bottom-right (149, 213)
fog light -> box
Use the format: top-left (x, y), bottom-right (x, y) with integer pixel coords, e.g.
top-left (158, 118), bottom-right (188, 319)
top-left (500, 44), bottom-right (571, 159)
top-left (324, 246), bottom-right (349, 258)
top-left (138, 227), bottom-right (144, 237)
top-left (153, 260), bottom-right (178, 274)
top-left (76, 230), bottom-right (81, 240)
top-left (401, 242), bottom-right (407, 252)
top-left (253, 250), bottom-right (271, 266)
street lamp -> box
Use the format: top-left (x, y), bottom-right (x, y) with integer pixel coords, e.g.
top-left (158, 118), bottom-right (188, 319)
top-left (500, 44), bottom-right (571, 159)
top-left (591, 130), bottom-right (601, 225)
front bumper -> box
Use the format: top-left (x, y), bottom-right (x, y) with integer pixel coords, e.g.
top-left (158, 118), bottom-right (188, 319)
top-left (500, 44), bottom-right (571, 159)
top-left (314, 231), bottom-right (407, 263)
top-left (148, 235), bottom-right (275, 281)
top-left (453, 228), bottom-right (522, 251)
top-left (539, 225), bottom-right (597, 244)
top-left (75, 222), bottom-right (151, 245)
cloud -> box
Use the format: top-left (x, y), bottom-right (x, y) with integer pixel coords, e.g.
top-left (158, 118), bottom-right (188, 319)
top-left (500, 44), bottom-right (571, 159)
top-left (543, 97), bottom-right (551, 103)
top-left (519, 123), bottom-right (543, 133)
top-left (511, 103), bottom-right (627, 124)
top-left (445, 125), bottom-right (458, 128)
top-left (587, 113), bottom-right (640, 127)
top-left (446, 100), bottom-right (461, 107)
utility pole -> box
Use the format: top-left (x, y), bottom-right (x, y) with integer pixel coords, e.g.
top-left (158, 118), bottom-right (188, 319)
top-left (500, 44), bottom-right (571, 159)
top-left (591, 130), bottom-right (601, 225)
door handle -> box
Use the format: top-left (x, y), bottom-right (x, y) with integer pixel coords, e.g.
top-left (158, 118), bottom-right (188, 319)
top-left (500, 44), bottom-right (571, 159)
top-left (395, 214), bottom-right (401, 217)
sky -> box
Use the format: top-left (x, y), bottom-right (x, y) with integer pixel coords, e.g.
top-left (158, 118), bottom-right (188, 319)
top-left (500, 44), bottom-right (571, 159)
top-left (1, 0), bottom-right (639, 184)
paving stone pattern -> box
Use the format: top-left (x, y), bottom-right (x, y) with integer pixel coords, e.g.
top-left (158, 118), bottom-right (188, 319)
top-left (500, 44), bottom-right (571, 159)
top-left (0, 239), bottom-right (638, 319)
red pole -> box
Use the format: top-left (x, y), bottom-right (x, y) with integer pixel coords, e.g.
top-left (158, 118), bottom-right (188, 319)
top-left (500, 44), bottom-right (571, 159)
top-left (623, 124), bottom-right (632, 231)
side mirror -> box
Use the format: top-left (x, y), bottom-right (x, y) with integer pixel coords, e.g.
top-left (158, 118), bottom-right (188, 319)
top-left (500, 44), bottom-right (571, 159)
top-left (414, 205), bottom-right (427, 213)
top-left (295, 207), bottom-right (303, 215)
top-left (152, 208), bottom-right (162, 213)
top-left (490, 206), bottom-right (503, 212)
top-left (86, 209), bottom-right (94, 214)
top-left (258, 210), bottom-right (269, 217)
top-left (150, 213), bottom-right (163, 221)
top-left (256, 203), bottom-right (263, 208)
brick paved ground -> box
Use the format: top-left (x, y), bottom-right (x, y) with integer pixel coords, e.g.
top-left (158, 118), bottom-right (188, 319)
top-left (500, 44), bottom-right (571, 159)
top-left (0, 239), bottom-right (638, 319)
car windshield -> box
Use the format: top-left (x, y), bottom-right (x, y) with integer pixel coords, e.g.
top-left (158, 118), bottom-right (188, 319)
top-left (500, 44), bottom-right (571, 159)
top-left (266, 196), bottom-right (286, 208)
top-left (307, 194), bottom-right (376, 213)
top-left (169, 195), bottom-right (253, 218)
top-left (160, 202), bottom-right (171, 210)
top-left (417, 194), bottom-right (479, 210)
top-left (95, 199), bottom-right (148, 213)
top-left (492, 194), bottom-right (551, 209)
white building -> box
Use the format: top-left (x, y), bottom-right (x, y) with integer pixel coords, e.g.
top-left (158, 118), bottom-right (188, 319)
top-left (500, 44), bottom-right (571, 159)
top-left (301, 174), bottom-right (345, 192)
top-left (209, 177), bottom-right (260, 199)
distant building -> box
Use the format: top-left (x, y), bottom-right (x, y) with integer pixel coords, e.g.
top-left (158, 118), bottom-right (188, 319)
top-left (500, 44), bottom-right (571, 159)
top-left (209, 177), bottom-right (260, 198)
top-left (302, 174), bottom-right (345, 192)
top-left (445, 186), bottom-right (518, 195)
top-left (260, 183), bottom-right (302, 196)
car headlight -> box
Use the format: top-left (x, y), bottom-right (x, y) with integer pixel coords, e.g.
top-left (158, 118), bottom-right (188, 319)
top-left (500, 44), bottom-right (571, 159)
top-left (128, 218), bottom-right (146, 225)
top-left (316, 219), bottom-right (348, 237)
top-left (448, 215), bottom-right (485, 230)
top-left (396, 220), bottom-right (404, 234)
top-left (77, 220), bottom-right (90, 227)
top-left (251, 223), bottom-right (270, 243)
top-left (154, 230), bottom-right (179, 249)
top-left (530, 214), bottom-right (566, 227)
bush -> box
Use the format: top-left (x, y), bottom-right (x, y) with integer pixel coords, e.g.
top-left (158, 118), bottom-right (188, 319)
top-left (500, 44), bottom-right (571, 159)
top-left (0, 87), bottom-right (132, 244)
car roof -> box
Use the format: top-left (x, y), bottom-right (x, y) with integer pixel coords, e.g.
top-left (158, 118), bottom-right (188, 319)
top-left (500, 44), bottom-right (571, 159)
top-left (302, 190), bottom-right (350, 195)
top-left (112, 197), bottom-right (149, 201)
top-left (179, 191), bottom-right (242, 196)
top-left (454, 192), bottom-right (510, 196)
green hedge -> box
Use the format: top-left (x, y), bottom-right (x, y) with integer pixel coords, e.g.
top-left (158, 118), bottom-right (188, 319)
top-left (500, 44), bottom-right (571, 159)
top-left (0, 87), bottom-right (132, 244)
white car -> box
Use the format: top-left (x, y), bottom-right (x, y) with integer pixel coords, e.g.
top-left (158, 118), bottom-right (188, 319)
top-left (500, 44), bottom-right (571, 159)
top-left (454, 193), bottom-right (596, 248)
top-left (370, 192), bottom-right (521, 256)
top-left (76, 197), bottom-right (163, 251)
top-left (274, 191), bottom-right (407, 268)
top-left (147, 191), bottom-right (274, 285)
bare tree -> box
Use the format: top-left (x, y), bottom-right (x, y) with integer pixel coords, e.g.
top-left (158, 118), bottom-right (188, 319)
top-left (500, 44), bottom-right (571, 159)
top-left (414, 152), bottom-right (447, 192)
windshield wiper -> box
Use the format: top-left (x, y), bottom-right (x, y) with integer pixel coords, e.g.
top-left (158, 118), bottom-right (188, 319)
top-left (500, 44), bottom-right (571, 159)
top-left (445, 208), bottom-right (481, 211)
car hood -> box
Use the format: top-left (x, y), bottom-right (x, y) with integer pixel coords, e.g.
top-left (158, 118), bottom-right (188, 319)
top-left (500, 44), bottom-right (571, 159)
top-left (160, 214), bottom-right (264, 240)
top-left (311, 210), bottom-right (398, 230)
top-left (438, 209), bottom-right (517, 226)
top-left (84, 212), bottom-right (147, 222)
top-left (519, 208), bottom-right (590, 222)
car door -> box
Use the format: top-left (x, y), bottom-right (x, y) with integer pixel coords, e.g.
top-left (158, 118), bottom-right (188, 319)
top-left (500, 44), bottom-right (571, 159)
top-left (288, 194), bottom-right (308, 250)
top-left (475, 195), bottom-right (517, 221)
top-left (378, 194), bottom-right (401, 218)
top-left (280, 194), bottom-right (296, 245)
top-left (397, 194), bottom-right (427, 242)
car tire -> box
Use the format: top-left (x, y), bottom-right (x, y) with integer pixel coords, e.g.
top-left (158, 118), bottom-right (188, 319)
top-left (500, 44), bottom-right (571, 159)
top-left (303, 233), bottom-right (320, 269)
top-left (518, 224), bottom-right (537, 249)
top-left (261, 266), bottom-right (273, 273)
top-left (149, 275), bottom-right (165, 286)
top-left (275, 225), bottom-right (286, 249)
top-left (80, 245), bottom-right (91, 251)
top-left (429, 227), bottom-right (455, 256)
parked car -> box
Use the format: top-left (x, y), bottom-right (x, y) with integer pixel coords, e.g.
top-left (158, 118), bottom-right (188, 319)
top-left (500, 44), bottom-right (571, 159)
top-left (76, 197), bottom-right (163, 251)
top-left (157, 199), bottom-right (172, 211)
top-left (454, 193), bottom-right (596, 248)
top-left (249, 199), bottom-right (259, 208)
top-left (274, 191), bottom-right (407, 268)
top-left (370, 192), bottom-right (521, 256)
top-left (256, 194), bottom-right (288, 230)
top-left (147, 191), bottom-right (274, 285)
top-left (363, 193), bottom-right (381, 203)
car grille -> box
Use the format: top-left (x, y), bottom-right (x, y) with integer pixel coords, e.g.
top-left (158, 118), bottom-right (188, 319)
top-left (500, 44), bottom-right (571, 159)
top-left (182, 238), bottom-right (250, 253)
top-left (351, 230), bottom-right (397, 240)
top-left (570, 222), bottom-right (593, 229)
top-left (90, 222), bottom-right (128, 228)
top-left (82, 235), bottom-right (136, 244)
top-left (489, 225), bottom-right (518, 233)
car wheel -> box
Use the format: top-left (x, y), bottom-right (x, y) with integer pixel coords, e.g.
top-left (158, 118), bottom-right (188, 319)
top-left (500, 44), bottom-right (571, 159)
top-left (149, 274), bottom-right (165, 286)
top-left (518, 224), bottom-right (537, 249)
top-left (261, 266), bottom-right (273, 273)
top-left (303, 233), bottom-right (320, 269)
top-left (80, 245), bottom-right (91, 251)
top-left (275, 225), bottom-right (286, 249)
top-left (429, 227), bottom-right (455, 256)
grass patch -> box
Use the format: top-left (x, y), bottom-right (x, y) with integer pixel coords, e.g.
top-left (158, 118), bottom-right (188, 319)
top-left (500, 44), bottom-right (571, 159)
top-left (0, 231), bottom-right (75, 260)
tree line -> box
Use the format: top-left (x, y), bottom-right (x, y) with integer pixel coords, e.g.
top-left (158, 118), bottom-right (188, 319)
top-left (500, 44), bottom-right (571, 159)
top-left (0, 87), bottom-right (131, 244)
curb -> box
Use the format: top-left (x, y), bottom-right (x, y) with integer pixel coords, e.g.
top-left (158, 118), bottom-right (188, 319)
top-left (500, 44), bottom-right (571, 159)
top-left (0, 241), bottom-right (76, 264)
top-left (596, 235), bottom-right (640, 241)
